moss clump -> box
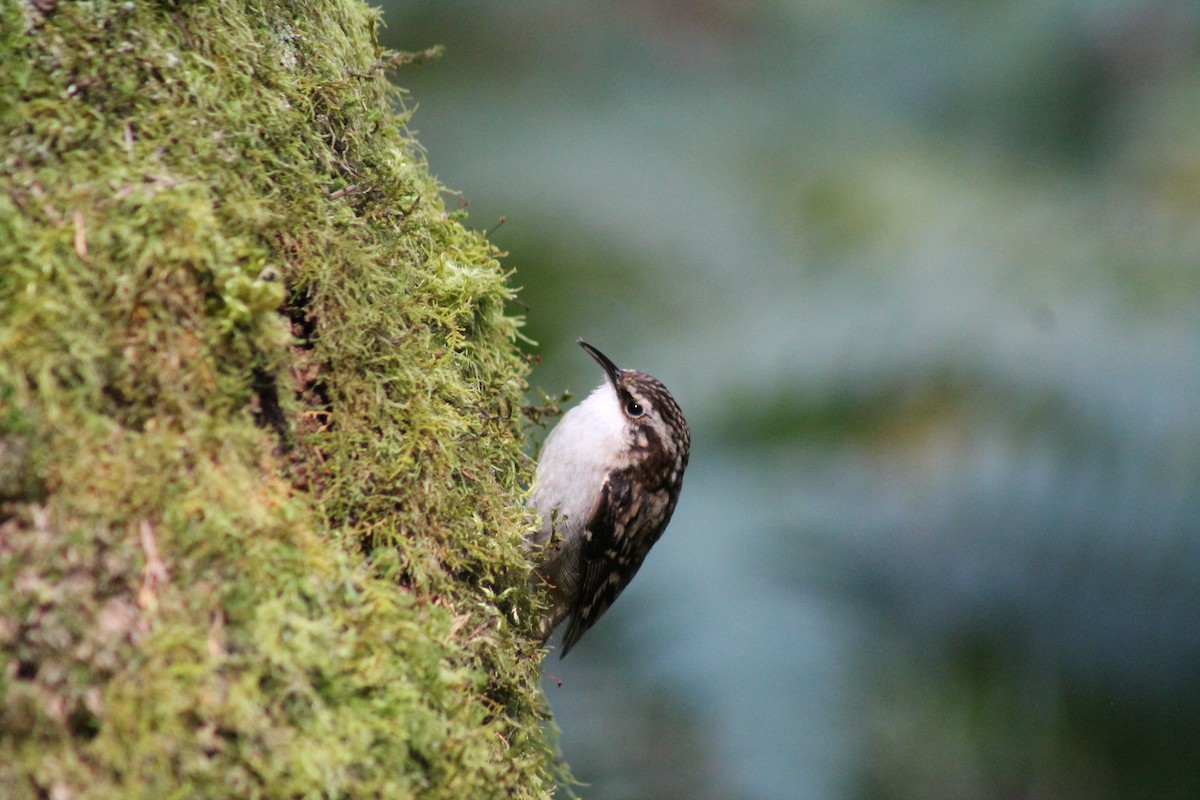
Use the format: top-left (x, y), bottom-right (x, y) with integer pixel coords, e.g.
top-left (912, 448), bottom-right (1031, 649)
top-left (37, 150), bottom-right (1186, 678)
top-left (0, 0), bottom-right (553, 797)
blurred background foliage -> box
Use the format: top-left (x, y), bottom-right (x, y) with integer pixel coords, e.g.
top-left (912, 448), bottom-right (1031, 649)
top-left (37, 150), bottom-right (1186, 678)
top-left (380, 2), bottom-right (1200, 798)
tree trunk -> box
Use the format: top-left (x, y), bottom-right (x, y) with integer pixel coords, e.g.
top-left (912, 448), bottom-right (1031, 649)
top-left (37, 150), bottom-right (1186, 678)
top-left (0, 1), bottom-right (553, 796)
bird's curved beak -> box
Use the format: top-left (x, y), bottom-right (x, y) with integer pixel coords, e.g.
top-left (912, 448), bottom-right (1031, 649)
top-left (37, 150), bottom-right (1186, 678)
top-left (578, 339), bottom-right (623, 386)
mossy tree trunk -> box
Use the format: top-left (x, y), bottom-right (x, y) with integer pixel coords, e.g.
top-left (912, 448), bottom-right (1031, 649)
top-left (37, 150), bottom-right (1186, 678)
top-left (0, 1), bottom-right (554, 797)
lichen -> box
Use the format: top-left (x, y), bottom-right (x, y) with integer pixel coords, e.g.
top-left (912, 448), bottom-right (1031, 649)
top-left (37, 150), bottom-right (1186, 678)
top-left (0, 0), bottom-right (555, 797)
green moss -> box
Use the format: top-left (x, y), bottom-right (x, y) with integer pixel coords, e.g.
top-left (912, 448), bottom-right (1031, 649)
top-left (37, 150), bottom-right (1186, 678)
top-left (0, 0), bottom-right (555, 797)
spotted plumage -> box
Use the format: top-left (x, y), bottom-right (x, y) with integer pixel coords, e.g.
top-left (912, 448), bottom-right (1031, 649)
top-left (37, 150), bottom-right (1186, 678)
top-left (529, 340), bottom-right (690, 657)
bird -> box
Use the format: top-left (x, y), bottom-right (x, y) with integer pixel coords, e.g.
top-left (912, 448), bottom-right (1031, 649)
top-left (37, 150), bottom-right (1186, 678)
top-left (528, 339), bottom-right (690, 657)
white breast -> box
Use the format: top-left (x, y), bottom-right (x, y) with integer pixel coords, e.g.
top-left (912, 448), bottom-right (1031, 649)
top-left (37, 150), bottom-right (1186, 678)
top-left (529, 380), bottom-right (625, 546)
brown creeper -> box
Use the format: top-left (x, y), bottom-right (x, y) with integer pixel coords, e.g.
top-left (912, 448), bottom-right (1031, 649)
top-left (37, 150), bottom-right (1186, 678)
top-left (529, 340), bottom-right (690, 657)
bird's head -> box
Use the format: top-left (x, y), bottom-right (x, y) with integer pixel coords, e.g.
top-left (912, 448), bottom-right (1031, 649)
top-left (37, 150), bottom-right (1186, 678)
top-left (578, 339), bottom-right (690, 477)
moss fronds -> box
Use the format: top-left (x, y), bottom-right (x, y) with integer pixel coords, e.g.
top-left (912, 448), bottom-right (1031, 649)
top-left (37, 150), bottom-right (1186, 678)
top-left (1, 0), bottom-right (553, 796)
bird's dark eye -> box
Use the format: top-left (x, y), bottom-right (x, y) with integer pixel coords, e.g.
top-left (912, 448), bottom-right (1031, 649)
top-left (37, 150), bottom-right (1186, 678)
top-left (625, 399), bottom-right (644, 417)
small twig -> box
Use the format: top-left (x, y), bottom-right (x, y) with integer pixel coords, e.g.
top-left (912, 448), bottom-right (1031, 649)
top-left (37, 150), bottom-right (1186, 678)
top-left (374, 44), bottom-right (445, 72)
top-left (207, 610), bottom-right (225, 659)
top-left (72, 208), bottom-right (88, 261)
top-left (138, 519), bottom-right (169, 611)
top-left (399, 194), bottom-right (421, 217)
top-left (349, 45), bottom-right (445, 79)
top-left (329, 184), bottom-right (361, 200)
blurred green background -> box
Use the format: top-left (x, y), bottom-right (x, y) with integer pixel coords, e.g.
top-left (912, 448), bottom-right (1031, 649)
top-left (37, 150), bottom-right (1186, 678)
top-left (379, 2), bottom-right (1200, 798)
